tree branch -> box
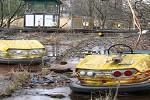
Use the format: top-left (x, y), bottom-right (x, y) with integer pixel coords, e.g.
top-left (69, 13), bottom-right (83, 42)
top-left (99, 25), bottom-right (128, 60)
top-left (7, 1), bottom-right (25, 28)
top-left (0, 0), bottom-right (4, 27)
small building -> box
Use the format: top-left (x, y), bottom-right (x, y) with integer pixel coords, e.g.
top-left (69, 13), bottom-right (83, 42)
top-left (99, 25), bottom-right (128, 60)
top-left (23, 0), bottom-right (62, 28)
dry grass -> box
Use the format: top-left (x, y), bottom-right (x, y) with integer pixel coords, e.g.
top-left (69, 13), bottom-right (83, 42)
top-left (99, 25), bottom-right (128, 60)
top-left (90, 91), bottom-right (118, 100)
top-left (40, 67), bottom-right (51, 76)
top-left (1, 71), bottom-right (29, 97)
top-left (90, 83), bottom-right (120, 100)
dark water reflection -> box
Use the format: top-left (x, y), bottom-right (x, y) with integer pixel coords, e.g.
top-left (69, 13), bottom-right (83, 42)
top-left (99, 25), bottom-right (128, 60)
top-left (2, 87), bottom-right (150, 100)
top-left (70, 91), bottom-right (150, 100)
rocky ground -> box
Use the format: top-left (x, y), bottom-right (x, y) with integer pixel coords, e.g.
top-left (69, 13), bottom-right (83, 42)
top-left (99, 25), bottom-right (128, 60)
top-left (0, 69), bottom-right (74, 99)
top-left (0, 31), bottom-right (149, 99)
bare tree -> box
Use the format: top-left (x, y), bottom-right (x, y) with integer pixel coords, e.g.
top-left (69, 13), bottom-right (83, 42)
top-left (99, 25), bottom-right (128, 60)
top-left (71, 0), bottom-right (125, 29)
top-left (122, 0), bottom-right (150, 29)
top-left (0, 0), bottom-right (25, 28)
top-left (64, 0), bottom-right (150, 29)
top-left (93, 0), bottom-right (109, 29)
top-left (0, 0), bottom-right (4, 27)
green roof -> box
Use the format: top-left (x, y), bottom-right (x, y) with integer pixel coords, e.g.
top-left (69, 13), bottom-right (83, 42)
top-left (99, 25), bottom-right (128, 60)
top-left (24, 0), bottom-right (62, 4)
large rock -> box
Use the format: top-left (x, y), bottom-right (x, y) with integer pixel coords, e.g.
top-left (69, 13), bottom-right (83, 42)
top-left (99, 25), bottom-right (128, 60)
top-left (44, 93), bottom-right (66, 99)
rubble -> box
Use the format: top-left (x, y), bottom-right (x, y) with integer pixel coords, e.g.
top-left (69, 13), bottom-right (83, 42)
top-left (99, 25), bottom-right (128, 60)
top-left (29, 71), bottom-right (71, 88)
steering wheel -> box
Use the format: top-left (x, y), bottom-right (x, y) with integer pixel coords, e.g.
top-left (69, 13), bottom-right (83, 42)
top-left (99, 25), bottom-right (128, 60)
top-left (107, 44), bottom-right (133, 55)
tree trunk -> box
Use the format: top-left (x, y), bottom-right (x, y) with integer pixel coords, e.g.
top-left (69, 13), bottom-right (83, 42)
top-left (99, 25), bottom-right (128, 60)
top-left (6, 2), bottom-right (25, 28)
top-left (88, 0), bottom-right (94, 30)
top-left (0, 0), bottom-right (4, 27)
top-left (101, 19), bottom-right (106, 29)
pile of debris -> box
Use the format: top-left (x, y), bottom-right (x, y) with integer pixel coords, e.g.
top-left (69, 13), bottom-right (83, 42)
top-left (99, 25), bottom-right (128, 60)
top-left (29, 71), bottom-right (71, 88)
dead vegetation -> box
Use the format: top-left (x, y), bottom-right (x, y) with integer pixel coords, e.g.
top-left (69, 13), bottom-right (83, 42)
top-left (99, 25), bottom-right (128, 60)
top-left (0, 71), bottom-right (29, 97)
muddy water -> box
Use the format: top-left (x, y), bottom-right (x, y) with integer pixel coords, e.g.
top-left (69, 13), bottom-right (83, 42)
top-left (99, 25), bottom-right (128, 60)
top-left (0, 45), bottom-right (150, 100)
top-left (1, 57), bottom-right (150, 100)
top-left (2, 87), bottom-right (150, 100)
top-left (2, 87), bottom-right (71, 100)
